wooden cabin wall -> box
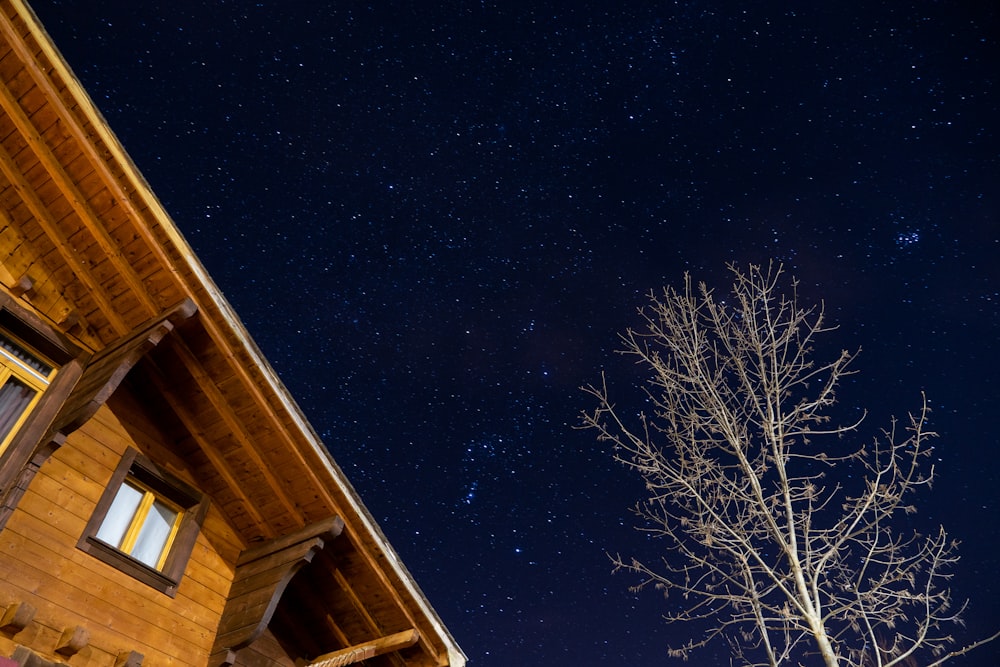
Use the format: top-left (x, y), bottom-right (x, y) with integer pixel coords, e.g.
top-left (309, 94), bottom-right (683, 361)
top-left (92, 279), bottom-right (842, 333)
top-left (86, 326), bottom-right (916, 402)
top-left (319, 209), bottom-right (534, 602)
top-left (231, 628), bottom-right (296, 667)
top-left (0, 386), bottom-right (244, 666)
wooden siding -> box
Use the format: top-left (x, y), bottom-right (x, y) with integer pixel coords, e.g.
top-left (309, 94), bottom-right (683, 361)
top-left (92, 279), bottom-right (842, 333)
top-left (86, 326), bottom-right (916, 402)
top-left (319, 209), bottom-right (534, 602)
top-left (231, 628), bottom-right (295, 667)
top-left (0, 391), bottom-right (239, 665)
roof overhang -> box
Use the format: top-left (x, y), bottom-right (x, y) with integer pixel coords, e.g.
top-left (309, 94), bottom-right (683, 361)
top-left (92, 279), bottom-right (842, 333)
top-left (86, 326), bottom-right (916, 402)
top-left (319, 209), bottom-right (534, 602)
top-left (0, 0), bottom-right (465, 663)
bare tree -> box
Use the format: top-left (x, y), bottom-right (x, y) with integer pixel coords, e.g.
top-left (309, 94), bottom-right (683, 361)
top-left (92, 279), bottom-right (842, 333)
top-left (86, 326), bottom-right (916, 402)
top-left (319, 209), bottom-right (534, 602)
top-left (581, 263), bottom-right (998, 666)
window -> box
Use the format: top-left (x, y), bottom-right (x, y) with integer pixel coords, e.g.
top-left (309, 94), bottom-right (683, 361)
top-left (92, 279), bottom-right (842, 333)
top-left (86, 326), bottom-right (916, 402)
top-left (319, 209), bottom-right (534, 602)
top-left (95, 478), bottom-right (182, 570)
top-left (0, 299), bottom-right (82, 532)
top-left (78, 448), bottom-right (209, 596)
top-left (0, 330), bottom-right (56, 456)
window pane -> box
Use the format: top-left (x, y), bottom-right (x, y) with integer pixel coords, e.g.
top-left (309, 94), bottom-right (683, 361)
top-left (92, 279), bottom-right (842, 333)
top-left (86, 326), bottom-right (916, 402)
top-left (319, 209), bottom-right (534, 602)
top-left (0, 377), bottom-right (35, 442)
top-left (95, 482), bottom-right (144, 548)
top-left (130, 499), bottom-right (178, 568)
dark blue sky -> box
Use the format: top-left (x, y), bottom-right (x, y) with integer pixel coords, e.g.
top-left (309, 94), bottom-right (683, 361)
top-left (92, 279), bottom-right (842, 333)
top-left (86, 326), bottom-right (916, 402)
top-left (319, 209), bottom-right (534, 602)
top-left (31, 1), bottom-right (998, 664)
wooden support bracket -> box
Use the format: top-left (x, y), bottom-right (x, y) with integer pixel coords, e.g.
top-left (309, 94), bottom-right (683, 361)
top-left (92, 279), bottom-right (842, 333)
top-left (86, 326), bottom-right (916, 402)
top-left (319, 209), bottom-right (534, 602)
top-left (46, 297), bottom-right (198, 439)
top-left (210, 515), bottom-right (345, 666)
top-left (305, 629), bottom-right (420, 667)
top-left (0, 298), bottom-right (197, 533)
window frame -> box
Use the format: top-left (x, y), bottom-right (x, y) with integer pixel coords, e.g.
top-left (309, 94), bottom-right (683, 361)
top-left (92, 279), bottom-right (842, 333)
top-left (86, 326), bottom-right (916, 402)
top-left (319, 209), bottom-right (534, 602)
top-left (78, 447), bottom-right (209, 597)
top-left (0, 296), bottom-right (84, 490)
top-left (0, 328), bottom-right (58, 457)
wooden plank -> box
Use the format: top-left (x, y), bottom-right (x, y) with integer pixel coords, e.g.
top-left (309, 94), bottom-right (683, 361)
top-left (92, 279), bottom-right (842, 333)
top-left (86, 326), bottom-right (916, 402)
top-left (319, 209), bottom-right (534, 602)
top-left (2, 519), bottom-right (223, 636)
top-left (9, 451), bottom-right (235, 618)
top-left (0, 524), bottom-right (213, 661)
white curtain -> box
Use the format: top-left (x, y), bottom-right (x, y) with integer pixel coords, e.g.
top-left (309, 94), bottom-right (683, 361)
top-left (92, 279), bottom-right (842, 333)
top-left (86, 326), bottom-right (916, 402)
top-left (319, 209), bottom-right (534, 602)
top-left (130, 500), bottom-right (178, 567)
top-left (95, 482), bottom-right (143, 548)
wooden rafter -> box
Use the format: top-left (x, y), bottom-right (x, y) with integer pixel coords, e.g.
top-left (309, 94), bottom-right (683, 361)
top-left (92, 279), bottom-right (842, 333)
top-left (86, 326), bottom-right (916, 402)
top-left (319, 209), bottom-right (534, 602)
top-left (166, 335), bottom-right (304, 525)
top-left (142, 355), bottom-right (274, 538)
top-left (0, 138), bottom-right (127, 335)
top-left (333, 542), bottom-right (443, 665)
top-left (324, 613), bottom-right (351, 650)
top-left (0, 76), bottom-right (158, 320)
top-left (331, 568), bottom-right (381, 639)
top-left (0, 3), bottom-right (187, 302)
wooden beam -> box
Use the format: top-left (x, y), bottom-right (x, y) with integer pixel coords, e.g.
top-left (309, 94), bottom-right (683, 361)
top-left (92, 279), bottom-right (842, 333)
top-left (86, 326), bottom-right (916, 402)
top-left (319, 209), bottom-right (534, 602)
top-left (0, 600), bottom-right (35, 634)
top-left (115, 651), bottom-right (144, 667)
top-left (168, 335), bottom-right (305, 525)
top-left (46, 298), bottom-right (196, 438)
top-left (10, 646), bottom-right (60, 667)
top-left (9, 274), bottom-right (34, 297)
top-left (0, 76), bottom-right (159, 319)
top-left (210, 516), bottom-right (344, 666)
top-left (306, 629), bottom-right (420, 667)
top-left (143, 355), bottom-right (272, 538)
top-left (0, 3), bottom-right (187, 303)
top-left (0, 138), bottom-right (127, 336)
top-left (55, 625), bottom-right (89, 656)
top-left (331, 567), bottom-right (381, 639)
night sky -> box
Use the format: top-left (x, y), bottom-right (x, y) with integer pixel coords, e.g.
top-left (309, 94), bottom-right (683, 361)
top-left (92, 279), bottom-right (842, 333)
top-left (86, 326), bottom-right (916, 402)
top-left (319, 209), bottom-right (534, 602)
top-left (29, 1), bottom-right (999, 665)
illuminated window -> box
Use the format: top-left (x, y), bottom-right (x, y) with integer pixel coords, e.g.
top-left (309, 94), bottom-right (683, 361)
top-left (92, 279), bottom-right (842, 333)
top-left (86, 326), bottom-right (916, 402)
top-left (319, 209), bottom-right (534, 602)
top-left (0, 330), bottom-right (56, 455)
top-left (79, 448), bottom-right (208, 596)
top-left (95, 478), bottom-right (182, 570)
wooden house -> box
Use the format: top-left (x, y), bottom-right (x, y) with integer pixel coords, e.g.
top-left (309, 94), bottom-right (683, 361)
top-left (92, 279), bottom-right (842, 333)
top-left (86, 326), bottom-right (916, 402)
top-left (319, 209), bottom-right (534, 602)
top-left (0, 1), bottom-right (466, 665)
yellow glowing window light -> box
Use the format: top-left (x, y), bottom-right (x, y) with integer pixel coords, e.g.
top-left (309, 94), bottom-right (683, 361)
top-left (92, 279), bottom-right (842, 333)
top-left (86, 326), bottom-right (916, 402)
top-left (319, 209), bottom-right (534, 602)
top-left (0, 330), bottom-right (56, 455)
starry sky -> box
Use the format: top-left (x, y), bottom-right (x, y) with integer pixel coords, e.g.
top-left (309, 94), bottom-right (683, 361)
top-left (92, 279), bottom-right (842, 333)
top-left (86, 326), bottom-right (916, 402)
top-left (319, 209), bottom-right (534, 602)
top-left (29, 1), bottom-right (999, 665)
